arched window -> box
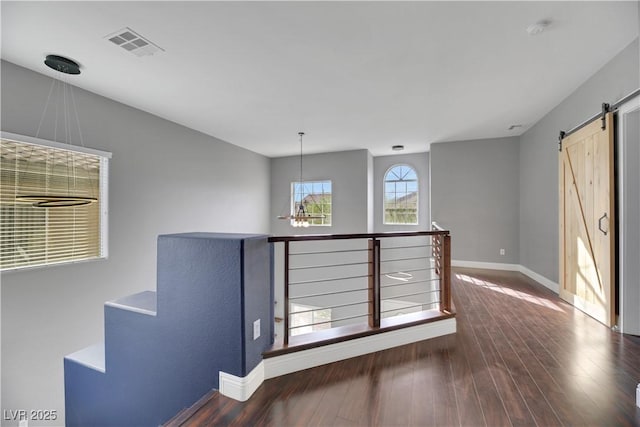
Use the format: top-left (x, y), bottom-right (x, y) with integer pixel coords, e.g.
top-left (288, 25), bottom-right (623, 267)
top-left (384, 164), bottom-right (418, 225)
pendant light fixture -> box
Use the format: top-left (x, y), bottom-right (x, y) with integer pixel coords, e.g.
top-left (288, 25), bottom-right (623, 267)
top-left (15, 55), bottom-right (98, 208)
top-left (277, 132), bottom-right (325, 227)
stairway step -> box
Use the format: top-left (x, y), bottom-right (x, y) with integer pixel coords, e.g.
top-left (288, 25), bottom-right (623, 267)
top-left (105, 290), bottom-right (157, 316)
top-left (65, 342), bottom-right (105, 373)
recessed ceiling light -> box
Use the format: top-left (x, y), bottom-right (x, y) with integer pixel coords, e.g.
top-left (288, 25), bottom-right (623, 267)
top-left (526, 20), bottom-right (552, 36)
top-left (392, 145), bottom-right (404, 151)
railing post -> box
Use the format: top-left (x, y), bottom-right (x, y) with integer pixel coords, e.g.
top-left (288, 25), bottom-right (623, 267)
top-left (283, 241), bottom-right (290, 345)
top-left (368, 238), bottom-right (381, 327)
top-left (439, 234), bottom-right (452, 313)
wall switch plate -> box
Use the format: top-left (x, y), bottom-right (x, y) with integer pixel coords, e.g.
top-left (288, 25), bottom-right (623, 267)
top-left (253, 319), bottom-right (260, 340)
top-left (636, 383), bottom-right (640, 408)
top-left (499, 248), bottom-right (506, 256)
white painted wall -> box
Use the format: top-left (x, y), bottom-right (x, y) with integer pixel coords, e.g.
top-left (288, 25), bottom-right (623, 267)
top-left (0, 60), bottom-right (270, 426)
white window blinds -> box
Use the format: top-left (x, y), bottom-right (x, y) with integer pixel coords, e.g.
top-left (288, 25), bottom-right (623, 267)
top-left (0, 135), bottom-right (109, 271)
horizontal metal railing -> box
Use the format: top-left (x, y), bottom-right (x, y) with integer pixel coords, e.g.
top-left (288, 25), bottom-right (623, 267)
top-left (269, 227), bottom-right (451, 345)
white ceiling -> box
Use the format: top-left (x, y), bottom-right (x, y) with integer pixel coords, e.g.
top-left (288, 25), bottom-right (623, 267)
top-left (1, 1), bottom-right (638, 157)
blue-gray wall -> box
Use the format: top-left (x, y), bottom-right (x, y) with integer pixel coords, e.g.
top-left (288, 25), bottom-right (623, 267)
top-left (65, 233), bottom-right (273, 427)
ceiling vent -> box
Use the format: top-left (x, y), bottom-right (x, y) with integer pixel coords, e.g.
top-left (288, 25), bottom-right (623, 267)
top-left (104, 27), bottom-right (164, 57)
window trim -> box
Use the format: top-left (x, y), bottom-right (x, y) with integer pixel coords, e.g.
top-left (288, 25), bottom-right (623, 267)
top-left (1, 131), bottom-right (111, 272)
top-left (1, 131), bottom-right (112, 159)
top-left (383, 163), bottom-right (419, 226)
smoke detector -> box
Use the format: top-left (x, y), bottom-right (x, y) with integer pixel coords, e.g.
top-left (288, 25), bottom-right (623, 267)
top-left (104, 27), bottom-right (164, 57)
top-left (527, 20), bottom-right (552, 36)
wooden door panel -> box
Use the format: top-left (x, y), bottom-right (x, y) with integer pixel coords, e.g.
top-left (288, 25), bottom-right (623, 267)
top-left (559, 113), bottom-right (615, 327)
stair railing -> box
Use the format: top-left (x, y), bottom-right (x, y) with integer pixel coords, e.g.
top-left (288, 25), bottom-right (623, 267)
top-left (269, 226), bottom-right (451, 346)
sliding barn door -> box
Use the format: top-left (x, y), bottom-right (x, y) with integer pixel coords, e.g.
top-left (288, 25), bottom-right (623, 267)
top-left (559, 112), bottom-right (615, 327)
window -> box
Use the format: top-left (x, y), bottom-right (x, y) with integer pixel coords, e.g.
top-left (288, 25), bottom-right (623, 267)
top-left (291, 180), bottom-right (332, 226)
top-left (0, 133), bottom-right (110, 271)
top-left (290, 303), bottom-right (332, 336)
top-left (384, 164), bottom-right (418, 225)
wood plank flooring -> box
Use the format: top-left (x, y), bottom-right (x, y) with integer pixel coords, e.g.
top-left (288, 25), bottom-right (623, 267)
top-left (167, 268), bottom-right (640, 426)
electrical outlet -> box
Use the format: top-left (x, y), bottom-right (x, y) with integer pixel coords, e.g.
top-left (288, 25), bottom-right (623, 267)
top-left (636, 383), bottom-right (640, 408)
top-left (253, 319), bottom-right (260, 340)
top-left (499, 248), bottom-right (506, 256)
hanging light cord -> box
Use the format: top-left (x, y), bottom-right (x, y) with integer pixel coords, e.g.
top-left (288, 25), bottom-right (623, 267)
top-left (299, 132), bottom-right (304, 185)
top-left (276, 131), bottom-right (324, 225)
top-left (297, 132), bottom-right (305, 219)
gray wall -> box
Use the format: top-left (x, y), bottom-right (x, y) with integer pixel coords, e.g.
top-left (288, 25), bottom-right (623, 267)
top-left (431, 137), bottom-right (520, 264)
top-left (270, 150), bottom-right (371, 339)
top-left (374, 152), bottom-right (430, 232)
top-left (367, 152), bottom-right (374, 233)
top-left (1, 61), bottom-right (270, 426)
top-left (270, 149), bottom-right (371, 236)
top-left (519, 38), bottom-right (640, 283)
top-left (270, 150), bottom-right (430, 340)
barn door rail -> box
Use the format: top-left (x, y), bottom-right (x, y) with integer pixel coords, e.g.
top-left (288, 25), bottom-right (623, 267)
top-left (558, 88), bottom-right (640, 151)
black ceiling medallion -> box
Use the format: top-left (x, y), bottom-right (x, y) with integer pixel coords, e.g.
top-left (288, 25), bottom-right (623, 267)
top-left (44, 54), bottom-right (81, 75)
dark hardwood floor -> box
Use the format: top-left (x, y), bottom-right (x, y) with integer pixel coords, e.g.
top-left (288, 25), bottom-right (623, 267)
top-left (167, 268), bottom-right (640, 426)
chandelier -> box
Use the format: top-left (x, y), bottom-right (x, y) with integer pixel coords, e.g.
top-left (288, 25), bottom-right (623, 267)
top-left (15, 55), bottom-right (98, 208)
top-left (277, 132), bottom-right (324, 228)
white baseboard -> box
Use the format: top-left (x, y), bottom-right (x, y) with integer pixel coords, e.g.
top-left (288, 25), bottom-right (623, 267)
top-left (264, 318), bottom-right (456, 380)
top-left (218, 317), bottom-right (456, 402)
top-left (219, 361), bottom-right (265, 402)
top-left (451, 260), bottom-right (559, 294)
top-left (452, 259), bottom-right (519, 271)
top-left (517, 265), bottom-right (559, 293)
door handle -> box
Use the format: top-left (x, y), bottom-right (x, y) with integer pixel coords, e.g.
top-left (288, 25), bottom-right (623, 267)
top-left (598, 213), bottom-right (609, 236)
